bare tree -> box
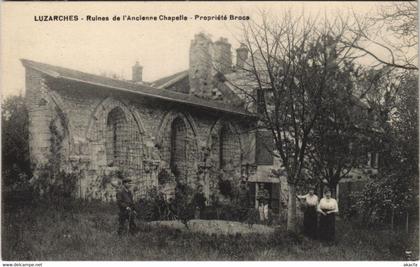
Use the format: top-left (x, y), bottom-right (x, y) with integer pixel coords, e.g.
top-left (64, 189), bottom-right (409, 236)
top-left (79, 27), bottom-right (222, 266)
top-left (306, 58), bottom-right (374, 197)
top-left (227, 12), bottom-right (361, 232)
top-left (343, 2), bottom-right (418, 70)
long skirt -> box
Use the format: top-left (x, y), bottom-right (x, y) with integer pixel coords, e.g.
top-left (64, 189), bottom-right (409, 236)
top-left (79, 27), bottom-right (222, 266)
top-left (319, 209), bottom-right (335, 241)
top-left (258, 204), bottom-right (269, 222)
top-left (303, 206), bottom-right (318, 238)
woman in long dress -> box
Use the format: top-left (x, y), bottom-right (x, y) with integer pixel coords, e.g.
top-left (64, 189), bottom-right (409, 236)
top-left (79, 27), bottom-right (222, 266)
top-left (297, 186), bottom-right (318, 238)
top-left (317, 189), bottom-right (339, 242)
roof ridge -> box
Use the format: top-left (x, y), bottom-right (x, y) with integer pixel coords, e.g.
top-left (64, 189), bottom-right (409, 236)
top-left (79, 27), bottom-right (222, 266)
top-left (151, 69), bottom-right (189, 88)
top-left (21, 59), bottom-right (143, 87)
top-left (21, 59), bottom-right (256, 117)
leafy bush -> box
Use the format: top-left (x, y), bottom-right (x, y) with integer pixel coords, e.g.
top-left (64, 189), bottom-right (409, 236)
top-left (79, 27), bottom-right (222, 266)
top-left (158, 169), bottom-right (173, 185)
top-left (339, 192), bottom-right (362, 220)
top-left (2, 169), bottom-right (33, 211)
top-left (136, 182), bottom-right (196, 228)
top-left (136, 187), bottom-right (168, 222)
top-left (218, 179), bottom-right (233, 198)
top-left (173, 182), bottom-right (195, 228)
top-left (30, 164), bottom-right (78, 210)
top-left (354, 172), bottom-right (418, 227)
top-left (2, 96), bottom-right (32, 208)
top-left (219, 203), bottom-right (241, 221)
top-left (246, 208), bottom-right (260, 228)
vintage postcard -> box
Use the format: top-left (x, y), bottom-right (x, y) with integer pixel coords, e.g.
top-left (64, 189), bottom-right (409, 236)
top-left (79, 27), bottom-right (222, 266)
top-left (1, 1), bottom-right (418, 264)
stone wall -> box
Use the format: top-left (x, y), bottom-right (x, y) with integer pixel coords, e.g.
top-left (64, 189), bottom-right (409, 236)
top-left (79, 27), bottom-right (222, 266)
top-left (213, 38), bottom-right (232, 74)
top-left (25, 69), bottom-right (255, 202)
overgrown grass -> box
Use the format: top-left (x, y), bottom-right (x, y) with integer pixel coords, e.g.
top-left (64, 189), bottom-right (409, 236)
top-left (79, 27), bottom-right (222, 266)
top-left (2, 201), bottom-right (418, 261)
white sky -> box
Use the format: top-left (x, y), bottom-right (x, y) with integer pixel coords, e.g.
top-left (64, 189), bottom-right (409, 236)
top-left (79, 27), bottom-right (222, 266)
top-left (0, 2), bottom-right (403, 99)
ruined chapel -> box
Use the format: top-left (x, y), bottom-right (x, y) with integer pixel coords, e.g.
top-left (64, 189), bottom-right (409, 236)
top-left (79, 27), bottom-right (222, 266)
top-left (22, 33), bottom-right (287, 211)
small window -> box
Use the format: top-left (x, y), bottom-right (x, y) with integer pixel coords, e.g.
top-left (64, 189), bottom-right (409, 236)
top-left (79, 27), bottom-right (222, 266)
top-left (106, 107), bottom-right (128, 167)
top-left (170, 117), bottom-right (187, 178)
top-left (219, 124), bottom-right (234, 169)
top-left (256, 89), bottom-right (265, 114)
top-left (256, 131), bottom-right (274, 165)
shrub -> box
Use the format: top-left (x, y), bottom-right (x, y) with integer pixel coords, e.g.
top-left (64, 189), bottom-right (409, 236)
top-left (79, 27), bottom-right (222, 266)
top-left (136, 187), bottom-right (167, 222)
top-left (354, 172), bottom-right (418, 227)
top-left (218, 179), bottom-right (233, 198)
top-left (2, 96), bottom-right (32, 209)
top-left (246, 208), bottom-right (260, 228)
top-left (339, 192), bottom-right (362, 220)
top-left (173, 182), bottom-right (195, 228)
top-left (136, 182), bottom-right (196, 227)
top-left (30, 164), bottom-right (78, 211)
top-left (218, 203), bottom-right (236, 221)
top-left (158, 169), bottom-right (173, 185)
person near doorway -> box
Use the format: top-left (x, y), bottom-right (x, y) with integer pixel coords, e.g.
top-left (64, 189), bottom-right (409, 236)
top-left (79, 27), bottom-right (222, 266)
top-left (257, 183), bottom-right (270, 224)
top-left (237, 178), bottom-right (250, 222)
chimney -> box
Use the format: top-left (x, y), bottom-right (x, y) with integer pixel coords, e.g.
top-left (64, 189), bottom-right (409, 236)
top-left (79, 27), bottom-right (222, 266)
top-left (236, 43), bottom-right (249, 69)
top-left (213, 37), bottom-right (232, 74)
top-left (189, 33), bottom-right (213, 98)
top-left (132, 61), bottom-right (143, 83)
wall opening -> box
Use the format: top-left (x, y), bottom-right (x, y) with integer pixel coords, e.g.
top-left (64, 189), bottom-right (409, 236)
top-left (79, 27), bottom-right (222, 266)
top-left (106, 107), bottom-right (128, 167)
top-left (219, 124), bottom-right (235, 170)
top-left (170, 117), bottom-right (187, 179)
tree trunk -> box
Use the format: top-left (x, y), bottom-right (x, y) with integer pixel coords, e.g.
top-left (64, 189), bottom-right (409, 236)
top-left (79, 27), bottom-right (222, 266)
top-left (319, 183), bottom-right (324, 198)
top-left (287, 183), bottom-right (297, 232)
top-left (406, 211), bottom-right (409, 234)
top-left (330, 184), bottom-right (337, 199)
top-left (279, 183), bottom-right (282, 221)
top-left (390, 206), bottom-right (394, 231)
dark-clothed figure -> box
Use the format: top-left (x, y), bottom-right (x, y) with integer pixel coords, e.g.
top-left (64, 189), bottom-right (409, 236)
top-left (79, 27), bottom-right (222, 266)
top-left (297, 187), bottom-right (319, 239)
top-left (257, 183), bottom-right (270, 224)
top-left (116, 178), bottom-right (137, 235)
top-left (317, 189), bottom-right (339, 242)
top-left (193, 185), bottom-right (207, 219)
top-left (237, 180), bottom-right (250, 221)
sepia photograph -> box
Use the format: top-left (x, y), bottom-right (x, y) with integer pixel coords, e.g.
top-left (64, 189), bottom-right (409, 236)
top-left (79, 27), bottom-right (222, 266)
top-left (1, 1), bottom-right (418, 262)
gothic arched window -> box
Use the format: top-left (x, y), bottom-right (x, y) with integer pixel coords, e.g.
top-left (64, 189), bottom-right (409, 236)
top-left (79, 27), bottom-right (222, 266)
top-left (106, 107), bottom-right (128, 167)
top-left (219, 124), bottom-right (234, 169)
top-left (170, 117), bottom-right (187, 178)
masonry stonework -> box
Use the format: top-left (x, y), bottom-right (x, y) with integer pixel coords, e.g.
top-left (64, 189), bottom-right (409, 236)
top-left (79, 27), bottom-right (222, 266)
top-left (24, 66), bottom-right (254, 203)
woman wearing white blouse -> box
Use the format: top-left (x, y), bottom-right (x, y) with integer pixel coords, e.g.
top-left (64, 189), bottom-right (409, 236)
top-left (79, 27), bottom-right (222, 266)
top-left (317, 189), bottom-right (339, 242)
top-left (297, 186), bottom-right (318, 238)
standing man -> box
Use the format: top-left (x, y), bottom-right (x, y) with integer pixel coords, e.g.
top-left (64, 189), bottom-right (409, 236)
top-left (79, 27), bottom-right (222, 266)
top-left (237, 179), bottom-right (250, 222)
top-left (257, 183), bottom-right (270, 224)
top-left (116, 177), bottom-right (137, 235)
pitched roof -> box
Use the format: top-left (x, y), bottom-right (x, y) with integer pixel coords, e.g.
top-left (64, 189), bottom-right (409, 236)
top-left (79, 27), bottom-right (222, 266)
top-left (150, 70), bottom-right (189, 89)
top-left (21, 59), bottom-right (255, 117)
top-left (152, 71), bottom-right (245, 107)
